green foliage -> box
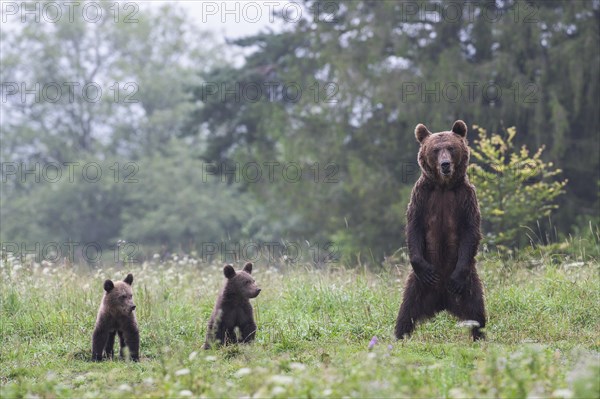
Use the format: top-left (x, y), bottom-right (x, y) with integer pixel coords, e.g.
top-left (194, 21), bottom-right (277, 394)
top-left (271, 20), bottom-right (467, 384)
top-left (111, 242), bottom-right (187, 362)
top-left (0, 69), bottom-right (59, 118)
top-left (469, 126), bottom-right (567, 249)
top-left (0, 1), bottom-right (217, 163)
top-left (0, 255), bottom-right (598, 397)
top-left (185, 0), bottom-right (598, 261)
top-left (120, 139), bottom-right (257, 248)
top-left (2, 1), bottom-right (599, 262)
top-left (0, 157), bottom-right (128, 246)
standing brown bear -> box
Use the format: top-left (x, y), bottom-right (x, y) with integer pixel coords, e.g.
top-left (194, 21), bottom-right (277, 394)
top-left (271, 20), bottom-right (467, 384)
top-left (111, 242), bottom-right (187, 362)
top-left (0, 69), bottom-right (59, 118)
top-left (204, 262), bottom-right (261, 349)
top-left (395, 120), bottom-right (486, 341)
top-left (92, 273), bottom-right (140, 361)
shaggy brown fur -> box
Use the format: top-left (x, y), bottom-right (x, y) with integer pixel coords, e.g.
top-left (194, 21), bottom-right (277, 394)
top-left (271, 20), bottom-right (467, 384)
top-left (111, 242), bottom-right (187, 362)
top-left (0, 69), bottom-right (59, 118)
top-left (395, 120), bottom-right (486, 341)
top-left (204, 262), bottom-right (261, 349)
top-left (92, 273), bottom-right (139, 361)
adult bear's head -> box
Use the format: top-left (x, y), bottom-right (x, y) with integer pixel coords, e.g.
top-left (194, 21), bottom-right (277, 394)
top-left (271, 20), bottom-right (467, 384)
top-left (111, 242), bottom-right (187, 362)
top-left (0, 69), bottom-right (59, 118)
top-left (414, 120), bottom-right (470, 185)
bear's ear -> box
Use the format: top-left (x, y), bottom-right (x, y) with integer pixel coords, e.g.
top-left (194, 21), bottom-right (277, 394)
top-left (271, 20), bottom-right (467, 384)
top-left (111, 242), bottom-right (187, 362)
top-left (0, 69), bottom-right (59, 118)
top-left (123, 273), bottom-right (133, 286)
top-left (223, 264), bottom-right (236, 279)
top-left (104, 279), bottom-right (114, 292)
top-left (243, 262), bottom-right (253, 274)
top-left (451, 120), bottom-right (467, 137)
top-left (415, 124), bottom-right (431, 143)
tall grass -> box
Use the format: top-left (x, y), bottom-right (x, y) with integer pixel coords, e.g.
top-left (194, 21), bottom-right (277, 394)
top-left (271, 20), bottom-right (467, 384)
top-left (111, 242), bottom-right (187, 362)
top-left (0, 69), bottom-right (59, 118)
top-left (1, 252), bottom-right (598, 398)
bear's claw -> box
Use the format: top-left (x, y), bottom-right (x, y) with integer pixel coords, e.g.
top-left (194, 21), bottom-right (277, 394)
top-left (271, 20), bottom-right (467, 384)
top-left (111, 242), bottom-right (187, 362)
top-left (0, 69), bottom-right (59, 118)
top-left (416, 267), bottom-right (440, 286)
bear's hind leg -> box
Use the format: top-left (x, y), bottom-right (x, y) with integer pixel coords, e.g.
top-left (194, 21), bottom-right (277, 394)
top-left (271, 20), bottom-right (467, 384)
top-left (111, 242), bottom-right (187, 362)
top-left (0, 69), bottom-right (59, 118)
top-left (395, 273), bottom-right (439, 339)
top-left (224, 327), bottom-right (237, 345)
top-left (447, 272), bottom-right (486, 341)
top-left (92, 328), bottom-right (109, 361)
top-left (204, 319), bottom-right (218, 349)
top-left (118, 331), bottom-right (126, 358)
top-left (122, 327), bottom-right (140, 361)
top-left (240, 321), bottom-right (257, 343)
top-left (105, 331), bottom-right (116, 359)
top-left (211, 323), bottom-right (226, 347)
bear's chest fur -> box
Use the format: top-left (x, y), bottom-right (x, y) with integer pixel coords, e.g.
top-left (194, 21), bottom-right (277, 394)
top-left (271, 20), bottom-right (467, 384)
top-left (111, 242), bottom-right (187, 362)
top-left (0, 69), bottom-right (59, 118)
top-left (220, 300), bottom-right (251, 325)
top-left (97, 304), bottom-right (136, 331)
top-left (424, 187), bottom-right (461, 273)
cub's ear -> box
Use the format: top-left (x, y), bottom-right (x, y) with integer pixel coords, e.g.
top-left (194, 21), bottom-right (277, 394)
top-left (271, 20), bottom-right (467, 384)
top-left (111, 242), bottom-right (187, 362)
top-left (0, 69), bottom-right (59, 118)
top-left (243, 262), bottom-right (253, 274)
top-left (451, 120), bottom-right (467, 137)
top-left (104, 279), bottom-right (114, 292)
top-left (223, 264), bottom-right (236, 279)
top-left (123, 273), bottom-right (133, 285)
top-left (415, 124), bottom-right (431, 143)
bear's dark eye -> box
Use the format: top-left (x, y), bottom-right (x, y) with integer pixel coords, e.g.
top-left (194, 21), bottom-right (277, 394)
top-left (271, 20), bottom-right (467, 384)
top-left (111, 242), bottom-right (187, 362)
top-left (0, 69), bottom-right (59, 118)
top-left (448, 147), bottom-right (454, 153)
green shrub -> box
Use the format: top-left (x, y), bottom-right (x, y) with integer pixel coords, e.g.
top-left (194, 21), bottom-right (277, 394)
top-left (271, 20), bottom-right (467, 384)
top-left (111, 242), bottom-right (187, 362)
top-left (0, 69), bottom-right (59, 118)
top-left (469, 126), bottom-right (567, 250)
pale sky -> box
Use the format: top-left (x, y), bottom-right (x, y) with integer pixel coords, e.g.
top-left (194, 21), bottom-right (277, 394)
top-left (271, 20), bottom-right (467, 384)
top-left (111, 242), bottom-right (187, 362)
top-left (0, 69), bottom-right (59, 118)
top-left (0, 1), bottom-right (292, 39)
top-left (152, 1), bottom-right (291, 40)
top-left (1, 1), bottom-right (294, 66)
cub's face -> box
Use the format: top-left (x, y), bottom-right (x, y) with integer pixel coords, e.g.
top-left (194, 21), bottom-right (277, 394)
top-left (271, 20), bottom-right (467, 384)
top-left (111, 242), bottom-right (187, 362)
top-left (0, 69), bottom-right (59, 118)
top-left (415, 120), bottom-right (469, 182)
top-left (103, 274), bottom-right (136, 315)
top-left (224, 262), bottom-right (261, 299)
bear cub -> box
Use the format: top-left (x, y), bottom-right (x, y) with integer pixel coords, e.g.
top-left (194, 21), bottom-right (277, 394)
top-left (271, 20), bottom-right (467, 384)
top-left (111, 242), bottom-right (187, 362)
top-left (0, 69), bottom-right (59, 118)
top-left (395, 120), bottom-right (486, 341)
top-left (92, 273), bottom-right (140, 361)
top-left (204, 262), bottom-right (261, 349)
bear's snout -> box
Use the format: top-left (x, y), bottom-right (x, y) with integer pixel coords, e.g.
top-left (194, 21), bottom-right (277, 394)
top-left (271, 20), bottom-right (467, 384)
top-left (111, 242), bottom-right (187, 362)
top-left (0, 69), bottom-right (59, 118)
top-left (130, 305), bottom-right (136, 312)
top-left (440, 161), bottom-right (451, 175)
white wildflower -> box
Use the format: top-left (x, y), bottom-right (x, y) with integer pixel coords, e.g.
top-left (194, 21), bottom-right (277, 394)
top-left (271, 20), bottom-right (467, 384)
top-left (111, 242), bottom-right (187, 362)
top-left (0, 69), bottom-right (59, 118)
top-left (563, 262), bottom-right (584, 269)
top-left (448, 388), bottom-right (469, 399)
top-left (457, 320), bottom-right (480, 328)
top-left (289, 362), bottom-right (306, 371)
top-left (175, 368), bottom-right (190, 376)
top-left (552, 389), bottom-right (573, 399)
top-left (234, 368), bottom-right (252, 378)
top-left (269, 375), bottom-right (294, 385)
top-left (118, 384), bottom-right (132, 392)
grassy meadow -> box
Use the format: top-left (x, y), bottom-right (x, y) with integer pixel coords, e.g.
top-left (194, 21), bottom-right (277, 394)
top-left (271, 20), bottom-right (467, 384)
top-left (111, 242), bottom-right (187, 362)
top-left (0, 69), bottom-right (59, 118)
top-left (0, 252), bottom-right (599, 398)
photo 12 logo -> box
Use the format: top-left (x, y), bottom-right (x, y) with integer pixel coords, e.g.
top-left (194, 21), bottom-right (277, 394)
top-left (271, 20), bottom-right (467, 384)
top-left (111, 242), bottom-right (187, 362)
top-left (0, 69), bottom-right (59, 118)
top-left (400, 81), bottom-right (539, 104)
top-left (397, 161), bottom-right (542, 183)
top-left (1, 162), bottom-right (139, 184)
top-left (1, 2), bottom-right (139, 24)
top-left (2, 241), bottom-right (139, 264)
top-left (201, 161), bottom-right (340, 184)
top-left (1, 82), bottom-right (139, 104)
top-left (397, 1), bottom-right (538, 24)
top-left (198, 1), bottom-right (339, 24)
top-left (198, 241), bottom-right (339, 264)
top-left (199, 81), bottom-right (338, 104)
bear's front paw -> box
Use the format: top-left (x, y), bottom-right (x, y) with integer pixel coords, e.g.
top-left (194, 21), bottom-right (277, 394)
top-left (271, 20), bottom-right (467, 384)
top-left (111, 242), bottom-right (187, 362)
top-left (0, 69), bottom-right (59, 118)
top-left (448, 272), bottom-right (468, 295)
top-left (415, 266), bottom-right (440, 286)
